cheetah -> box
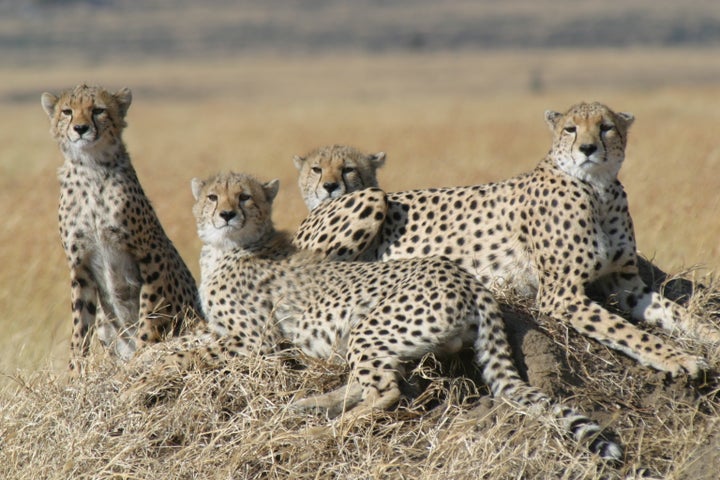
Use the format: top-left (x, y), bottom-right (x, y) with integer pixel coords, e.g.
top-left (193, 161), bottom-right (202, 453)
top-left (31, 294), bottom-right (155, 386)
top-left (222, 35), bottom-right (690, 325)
top-left (294, 103), bottom-right (719, 377)
top-left (136, 170), bottom-right (623, 460)
top-left (291, 144), bottom-right (389, 261)
top-left (293, 144), bottom-right (386, 211)
top-left (41, 84), bottom-right (201, 373)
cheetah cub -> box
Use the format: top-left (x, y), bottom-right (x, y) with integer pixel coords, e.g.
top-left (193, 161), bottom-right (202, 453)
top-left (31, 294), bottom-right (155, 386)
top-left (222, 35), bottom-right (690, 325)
top-left (294, 103), bottom-right (719, 377)
top-left (294, 144), bottom-right (385, 211)
top-left (154, 171), bottom-right (621, 460)
top-left (291, 145), bottom-right (389, 261)
top-left (41, 84), bottom-right (201, 373)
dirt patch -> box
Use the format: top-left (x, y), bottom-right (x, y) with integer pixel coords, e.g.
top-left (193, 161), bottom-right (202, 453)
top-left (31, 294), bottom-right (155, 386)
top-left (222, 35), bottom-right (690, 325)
top-left (680, 432), bottom-right (720, 480)
top-left (503, 307), bottom-right (574, 396)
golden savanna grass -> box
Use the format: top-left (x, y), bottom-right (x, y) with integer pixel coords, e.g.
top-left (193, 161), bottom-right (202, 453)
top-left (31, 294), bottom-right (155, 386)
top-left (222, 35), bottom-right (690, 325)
top-left (1, 51), bottom-right (719, 479)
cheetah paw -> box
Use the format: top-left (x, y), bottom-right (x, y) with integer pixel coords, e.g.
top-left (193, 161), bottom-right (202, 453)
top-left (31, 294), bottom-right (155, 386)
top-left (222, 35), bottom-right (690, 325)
top-left (678, 355), bottom-right (709, 379)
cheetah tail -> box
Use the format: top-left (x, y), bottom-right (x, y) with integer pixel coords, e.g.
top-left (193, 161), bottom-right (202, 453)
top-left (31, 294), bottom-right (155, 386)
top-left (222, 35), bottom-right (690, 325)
top-left (472, 297), bottom-right (623, 461)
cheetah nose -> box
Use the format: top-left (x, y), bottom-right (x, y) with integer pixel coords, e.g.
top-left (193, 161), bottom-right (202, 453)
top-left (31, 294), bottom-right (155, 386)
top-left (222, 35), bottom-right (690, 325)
top-left (323, 182), bottom-right (339, 194)
top-left (579, 144), bottom-right (597, 156)
top-left (73, 124), bottom-right (90, 136)
top-left (219, 210), bottom-right (236, 222)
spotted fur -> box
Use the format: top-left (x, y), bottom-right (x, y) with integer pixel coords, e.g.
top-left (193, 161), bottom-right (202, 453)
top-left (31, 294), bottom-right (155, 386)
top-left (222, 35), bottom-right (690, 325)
top-left (41, 84), bottom-right (201, 374)
top-left (294, 103), bottom-right (719, 377)
top-left (136, 171), bottom-right (622, 460)
top-left (294, 144), bottom-right (385, 211)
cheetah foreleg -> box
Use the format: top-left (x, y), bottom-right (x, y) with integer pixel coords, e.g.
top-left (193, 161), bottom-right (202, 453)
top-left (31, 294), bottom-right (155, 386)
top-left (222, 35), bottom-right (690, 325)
top-left (68, 267), bottom-right (101, 375)
top-left (123, 329), bottom-right (225, 404)
top-left (100, 247), bottom-right (141, 358)
top-left (607, 274), bottom-right (720, 343)
top-left (547, 293), bottom-right (707, 377)
top-left (135, 283), bottom-right (177, 350)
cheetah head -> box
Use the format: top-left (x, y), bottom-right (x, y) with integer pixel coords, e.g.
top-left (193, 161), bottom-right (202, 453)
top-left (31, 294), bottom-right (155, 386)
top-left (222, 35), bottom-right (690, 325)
top-left (191, 172), bottom-right (280, 251)
top-left (41, 84), bottom-right (132, 159)
top-left (293, 144), bottom-right (385, 211)
top-left (545, 102), bottom-right (634, 185)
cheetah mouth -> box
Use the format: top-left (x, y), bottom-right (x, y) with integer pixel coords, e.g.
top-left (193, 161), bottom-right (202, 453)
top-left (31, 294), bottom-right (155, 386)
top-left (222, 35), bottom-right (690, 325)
top-left (69, 133), bottom-right (98, 145)
top-left (213, 220), bottom-right (243, 230)
top-left (578, 155), bottom-right (606, 168)
top-left (316, 190), bottom-right (332, 199)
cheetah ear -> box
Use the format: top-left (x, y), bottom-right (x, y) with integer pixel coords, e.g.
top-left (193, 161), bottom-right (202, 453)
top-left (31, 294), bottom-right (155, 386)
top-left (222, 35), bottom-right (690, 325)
top-left (544, 110), bottom-right (564, 130)
top-left (371, 152), bottom-right (386, 170)
top-left (191, 178), bottom-right (205, 201)
top-left (114, 87), bottom-right (133, 118)
top-left (616, 112), bottom-right (635, 129)
top-left (263, 179), bottom-right (280, 203)
top-left (292, 155), bottom-right (305, 171)
top-left (41, 92), bottom-right (59, 117)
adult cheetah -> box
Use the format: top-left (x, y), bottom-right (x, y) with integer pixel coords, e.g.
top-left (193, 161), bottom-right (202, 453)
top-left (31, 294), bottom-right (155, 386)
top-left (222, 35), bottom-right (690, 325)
top-left (139, 171), bottom-right (621, 460)
top-left (294, 102), bottom-right (719, 377)
top-left (41, 84), bottom-right (201, 373)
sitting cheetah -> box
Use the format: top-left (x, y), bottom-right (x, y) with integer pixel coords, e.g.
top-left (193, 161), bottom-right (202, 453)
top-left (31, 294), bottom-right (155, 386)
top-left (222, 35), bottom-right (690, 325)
top-left (293, 144), bottom-right (386, 211)
top-left (144, 170), bottom-right (621, 459)
top-left (294, 103), bottom-right (719, 377)
top-left (41, 84), bottom-right (201, 373)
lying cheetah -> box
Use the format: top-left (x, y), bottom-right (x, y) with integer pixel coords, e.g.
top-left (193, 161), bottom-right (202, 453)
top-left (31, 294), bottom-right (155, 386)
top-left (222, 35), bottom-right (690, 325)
top-left (141, 170), bottom-right (621, 459)
top-left (294, 103), bottom-right (719, 377)
top-left (293, 144), bottom-right (386, 211)
top-left (41, 84), bottom-right (201, 373)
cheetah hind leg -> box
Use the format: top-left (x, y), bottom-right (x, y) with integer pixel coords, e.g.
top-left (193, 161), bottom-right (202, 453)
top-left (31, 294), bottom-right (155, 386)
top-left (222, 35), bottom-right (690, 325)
top-left (292, 381), bottom-right (364, 418)
top-left (293, 378), bottom-right (404, 442)
top-left (293, 358), bottom-right (404, 422)
top-left (472, 287), bottom-right (623, 461)
top-left (291, 380), bottom-right (393, 442)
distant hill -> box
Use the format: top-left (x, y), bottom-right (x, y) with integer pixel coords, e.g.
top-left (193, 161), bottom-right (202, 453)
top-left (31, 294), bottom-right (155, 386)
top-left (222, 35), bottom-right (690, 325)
top-left (2, 0), bottom-right (720, 65)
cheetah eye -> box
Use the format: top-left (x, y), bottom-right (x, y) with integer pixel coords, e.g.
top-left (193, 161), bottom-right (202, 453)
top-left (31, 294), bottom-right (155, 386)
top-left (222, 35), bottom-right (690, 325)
top-left (342, 167), bottom-right (356, 175)
top-left (599, 124), bottom-right (614, 133)
top-left (563, 126), bottom-right (577, 134)
top-left (238, 193), bottom-right (251, 202)
top-left (207, 194), bottom-right (218, 202)
top-left (92, 107), bottom-right (106, 116)
top-left (311, 167), bottom-right (322, 174)
top-left (61, 108), bottom-right (72, 116)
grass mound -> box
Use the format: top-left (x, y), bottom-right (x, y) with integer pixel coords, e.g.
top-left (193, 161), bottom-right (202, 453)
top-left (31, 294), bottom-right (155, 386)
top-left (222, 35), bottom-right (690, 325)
top-left (2, 273), bottom-right (718, 479)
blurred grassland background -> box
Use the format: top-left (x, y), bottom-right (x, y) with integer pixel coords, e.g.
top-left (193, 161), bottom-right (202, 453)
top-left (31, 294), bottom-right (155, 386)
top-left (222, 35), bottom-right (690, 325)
top-left (1, 0), bottom-right (719, 383)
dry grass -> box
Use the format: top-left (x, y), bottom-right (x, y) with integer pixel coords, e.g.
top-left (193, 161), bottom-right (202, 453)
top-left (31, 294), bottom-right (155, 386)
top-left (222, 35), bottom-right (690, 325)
top-left (1, 51), bottom-right (719, 479)
top-left (2, 353), bottom-right (603, 479)
top-left (1, 278), bottom-right (719, 479)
